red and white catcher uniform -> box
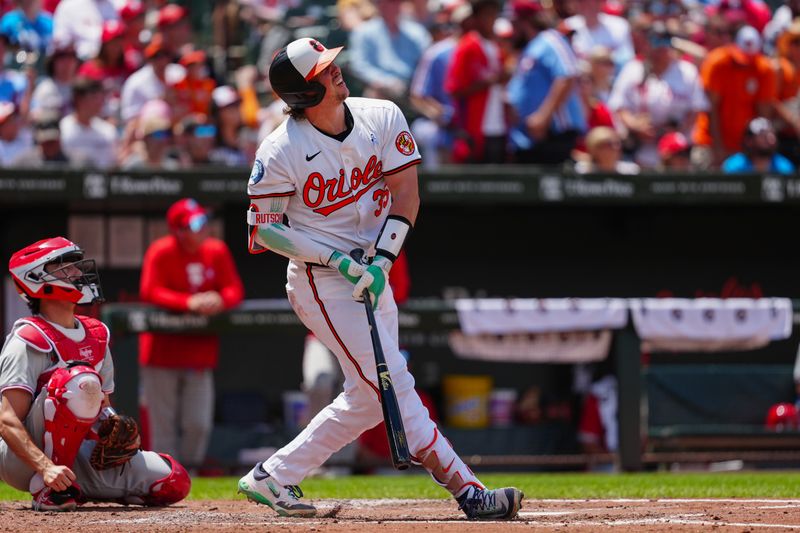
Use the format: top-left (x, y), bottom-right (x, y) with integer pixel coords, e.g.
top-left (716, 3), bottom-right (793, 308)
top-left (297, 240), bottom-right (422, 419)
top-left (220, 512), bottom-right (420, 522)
top-left (246, 96), bottom-right (483, 496)
top-left (0, 315), bottom-right (189, 505)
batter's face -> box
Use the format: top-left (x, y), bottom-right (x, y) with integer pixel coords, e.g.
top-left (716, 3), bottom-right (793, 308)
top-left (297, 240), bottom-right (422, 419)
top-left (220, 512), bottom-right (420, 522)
top-left (315, 61), bottom-right (349, 103)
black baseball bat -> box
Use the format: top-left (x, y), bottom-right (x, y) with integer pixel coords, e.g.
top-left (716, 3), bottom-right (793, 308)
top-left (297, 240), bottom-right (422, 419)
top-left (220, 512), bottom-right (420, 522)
top-left (361, 289), bottom-right (411, 470)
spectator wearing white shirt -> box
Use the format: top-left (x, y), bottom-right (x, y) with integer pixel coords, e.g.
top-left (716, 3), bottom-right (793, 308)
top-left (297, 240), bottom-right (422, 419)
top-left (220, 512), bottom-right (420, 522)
top-left (348, 0), bottom-right (431, 101)
top-left (607, 24), bottom-right (708, 169)
top-left (52, 0), bottom-right (118, 60)
top-left (120, 34), bottom-right (171, 123)
top-left (0, 102), bottom-right (33, 166)
top-left (30, 39), bottom-right (78, 118)
top-left (60, 76), bottom-right (118, 168)
top-left (121, 112), bottom-right (179, 170)
top-left (564, 0), bottom-right (634, 72)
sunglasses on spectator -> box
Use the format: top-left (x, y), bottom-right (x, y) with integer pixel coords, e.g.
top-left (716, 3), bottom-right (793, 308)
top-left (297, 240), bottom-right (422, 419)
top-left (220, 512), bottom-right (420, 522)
top-left (598, 139), bottom-right (621, 149)
top-left (648, 36), bottom-right (672, 48)
top-left (148, 129), bottom-right (172, 140)
top-left (192, 125), bottom-right (216, 138)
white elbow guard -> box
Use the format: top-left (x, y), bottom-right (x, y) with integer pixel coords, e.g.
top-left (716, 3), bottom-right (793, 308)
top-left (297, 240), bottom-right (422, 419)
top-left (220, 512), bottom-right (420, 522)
top-left (375, 215), bottom-right (412, 263)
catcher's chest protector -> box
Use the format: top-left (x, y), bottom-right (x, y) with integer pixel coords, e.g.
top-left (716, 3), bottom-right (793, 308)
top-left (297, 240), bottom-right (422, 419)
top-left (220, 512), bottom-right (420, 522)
top-left (13, 315), bottom-right (108, 391)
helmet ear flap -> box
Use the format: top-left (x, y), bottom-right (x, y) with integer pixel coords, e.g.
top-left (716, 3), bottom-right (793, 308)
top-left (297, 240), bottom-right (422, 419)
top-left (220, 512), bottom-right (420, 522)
top-left (281, 80), bottom-right (326, 110)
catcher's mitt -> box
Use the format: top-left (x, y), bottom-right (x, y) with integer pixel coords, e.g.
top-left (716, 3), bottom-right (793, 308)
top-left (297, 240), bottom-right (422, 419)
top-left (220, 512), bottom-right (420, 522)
top-left (90, 414), bottom-right (141, 470)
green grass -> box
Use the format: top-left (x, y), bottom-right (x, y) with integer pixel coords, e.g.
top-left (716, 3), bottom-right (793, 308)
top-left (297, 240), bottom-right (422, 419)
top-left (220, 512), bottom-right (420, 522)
top-left (2, 472), bottom-right (799, 501)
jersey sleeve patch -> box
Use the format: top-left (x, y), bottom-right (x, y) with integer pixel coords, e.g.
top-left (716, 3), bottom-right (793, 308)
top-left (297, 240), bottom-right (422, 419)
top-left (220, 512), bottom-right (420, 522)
top-left (14, 324), bottom-right (52, 353)
top-left (395, 131), bottom-right (416, 155)
top-left (249, 159), bottom-right (265, 185)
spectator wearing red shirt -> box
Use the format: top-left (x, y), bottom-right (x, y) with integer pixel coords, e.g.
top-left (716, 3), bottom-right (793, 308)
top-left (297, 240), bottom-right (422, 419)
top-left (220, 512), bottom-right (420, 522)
top-left (139, 198), bottom-right (244, 468)
top-left (119, 0), bottom-right (145, 71)
top-left (445, 0), bottom-right (509, 163)
top-left (157, 3), bottom-right (190, 57)
top-left (78, 20), bottom-right (130, 120)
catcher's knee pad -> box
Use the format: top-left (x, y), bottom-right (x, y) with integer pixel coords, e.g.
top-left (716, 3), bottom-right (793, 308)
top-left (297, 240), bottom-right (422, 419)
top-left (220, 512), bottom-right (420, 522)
top-left (43, 365), bottom-right (103, 467)
top-left (142, 453), bottom-right (191, 506)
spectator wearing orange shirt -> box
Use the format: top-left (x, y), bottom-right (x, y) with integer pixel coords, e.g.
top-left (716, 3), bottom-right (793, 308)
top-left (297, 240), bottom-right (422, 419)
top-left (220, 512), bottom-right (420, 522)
top-left (692, 25), bottom-right (777, 169)
top-left (172, 49), bottom-right (215, 118)
top-left (139, 198), bottom-right (244, 468)
top-left (773, 20), bottom-right (800, 166)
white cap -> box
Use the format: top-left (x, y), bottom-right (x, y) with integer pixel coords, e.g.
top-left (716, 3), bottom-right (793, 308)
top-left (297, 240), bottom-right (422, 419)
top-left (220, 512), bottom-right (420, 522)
top-left (735, 25), bottom-right (762, 56)
top-left (212, 85), bottom-right (241, 108)
top-left (285, 38), bottom-right (343, 81)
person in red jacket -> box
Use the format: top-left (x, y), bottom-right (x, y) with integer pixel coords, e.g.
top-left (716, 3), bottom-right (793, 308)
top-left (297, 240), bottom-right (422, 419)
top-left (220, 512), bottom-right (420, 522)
top-left (444, 0), bottom-right (510, 163)
top-left (139, 198), bottom-right (244, 470)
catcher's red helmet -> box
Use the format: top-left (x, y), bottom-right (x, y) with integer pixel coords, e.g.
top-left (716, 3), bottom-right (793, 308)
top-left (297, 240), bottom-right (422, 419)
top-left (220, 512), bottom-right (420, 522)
top-left (765, 403), bottom-right (799, 432)
top-left (9, 237), bottom-right (103, 305)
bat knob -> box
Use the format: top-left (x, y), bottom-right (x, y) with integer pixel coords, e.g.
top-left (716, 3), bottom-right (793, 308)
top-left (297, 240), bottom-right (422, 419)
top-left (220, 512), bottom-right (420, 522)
top-left (349, 248), bottom-right (368, 264)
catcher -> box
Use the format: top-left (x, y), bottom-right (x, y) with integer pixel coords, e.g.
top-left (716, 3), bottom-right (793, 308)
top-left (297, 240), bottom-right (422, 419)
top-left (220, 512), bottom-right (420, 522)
top-left (0, 237), bottom-right (191, 511)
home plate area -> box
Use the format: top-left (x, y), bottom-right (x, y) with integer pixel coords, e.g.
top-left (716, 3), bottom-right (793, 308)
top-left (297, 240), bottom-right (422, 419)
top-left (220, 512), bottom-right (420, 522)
top-left (1, 498), bottom-right (799, 532)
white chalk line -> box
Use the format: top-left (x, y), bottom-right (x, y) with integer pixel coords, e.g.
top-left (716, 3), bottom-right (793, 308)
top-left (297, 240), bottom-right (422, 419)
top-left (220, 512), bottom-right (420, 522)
top-left (517, 511), bottom-right (576, 517)
top-left (319, 498), bottom-right (800, 505)
top-left (94, 518), bottom-right (800, 528)
top-left (86, 499), bottom-right (800, 529)
top-left (536, 498), bottom-right (800, 504)
top-left (759, 505), bottom-right (800, 509)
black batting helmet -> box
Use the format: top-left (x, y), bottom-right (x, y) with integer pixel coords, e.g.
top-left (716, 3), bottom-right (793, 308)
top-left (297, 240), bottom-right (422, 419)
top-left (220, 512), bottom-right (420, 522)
top-left (269, 38), bottom-right (343, 109)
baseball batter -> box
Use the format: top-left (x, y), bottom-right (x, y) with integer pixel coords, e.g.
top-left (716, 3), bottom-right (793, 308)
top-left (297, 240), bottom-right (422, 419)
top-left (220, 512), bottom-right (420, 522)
top-left (0, 237), bottom-right (191, 511)
top-left (238, 37), bottom-right (523, 520)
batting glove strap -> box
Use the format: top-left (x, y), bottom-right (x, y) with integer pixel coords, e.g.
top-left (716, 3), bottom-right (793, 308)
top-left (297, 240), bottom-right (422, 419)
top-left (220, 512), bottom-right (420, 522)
top-left (352, 256), bottom-right (391, 309)
top-left (375, 215), bottom-right (412, 263)
top-left (327, 250), bottom-right (365, 284)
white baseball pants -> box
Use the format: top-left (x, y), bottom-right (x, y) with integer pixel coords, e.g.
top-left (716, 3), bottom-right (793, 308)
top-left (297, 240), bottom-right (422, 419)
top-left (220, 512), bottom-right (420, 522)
top-left (264, 261), bottom-right (481, 496)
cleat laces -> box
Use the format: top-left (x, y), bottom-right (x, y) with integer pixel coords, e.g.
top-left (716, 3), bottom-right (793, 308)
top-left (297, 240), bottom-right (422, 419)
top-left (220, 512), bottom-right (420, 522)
top-left (459, 488), bottom-right (497, 518)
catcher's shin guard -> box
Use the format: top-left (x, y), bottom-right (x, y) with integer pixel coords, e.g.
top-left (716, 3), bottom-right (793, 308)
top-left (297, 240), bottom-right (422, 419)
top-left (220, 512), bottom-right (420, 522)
top-left (142, 453), bottom-right (191, 506)
top-left (30, 365), bottom-right (103, 497)
top-left (43, 364), bottom-right (103, 466)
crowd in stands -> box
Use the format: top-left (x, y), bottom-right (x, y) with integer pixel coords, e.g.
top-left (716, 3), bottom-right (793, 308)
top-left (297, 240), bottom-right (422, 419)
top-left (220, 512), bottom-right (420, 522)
top-left (0, 0), bottom-right (798, 174)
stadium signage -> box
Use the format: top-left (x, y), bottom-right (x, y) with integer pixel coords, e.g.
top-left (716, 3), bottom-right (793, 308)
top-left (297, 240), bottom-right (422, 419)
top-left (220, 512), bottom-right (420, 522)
top-left (108, 175), bottom-right (183, 195)
top-left (649, 180), bottom-right (747, 196)
top-left (2, 169), bottom-right (800, 205)
top-left (561, 177), bottom-right (635, 199)
top-left (0, 176), bottom-right (66, 192)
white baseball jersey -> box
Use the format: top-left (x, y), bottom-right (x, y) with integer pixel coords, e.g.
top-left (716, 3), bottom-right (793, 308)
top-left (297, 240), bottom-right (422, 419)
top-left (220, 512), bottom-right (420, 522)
top-left (247, 97), bottom-right (421, 256)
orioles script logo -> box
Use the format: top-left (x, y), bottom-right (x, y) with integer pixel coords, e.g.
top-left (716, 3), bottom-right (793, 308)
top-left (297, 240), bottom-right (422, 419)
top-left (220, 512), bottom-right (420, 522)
top-left (303, 155), bottom-right (383, 216)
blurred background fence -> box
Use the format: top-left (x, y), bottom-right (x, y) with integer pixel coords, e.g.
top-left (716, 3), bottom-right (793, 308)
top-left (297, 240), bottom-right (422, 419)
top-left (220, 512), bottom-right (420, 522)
top-left (2, 167), bottom-right (800, 472)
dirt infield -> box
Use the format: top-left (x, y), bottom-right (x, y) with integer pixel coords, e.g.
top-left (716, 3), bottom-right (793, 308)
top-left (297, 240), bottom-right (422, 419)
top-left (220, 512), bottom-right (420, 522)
top-left (0, 498), bottom-right (798, 532)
